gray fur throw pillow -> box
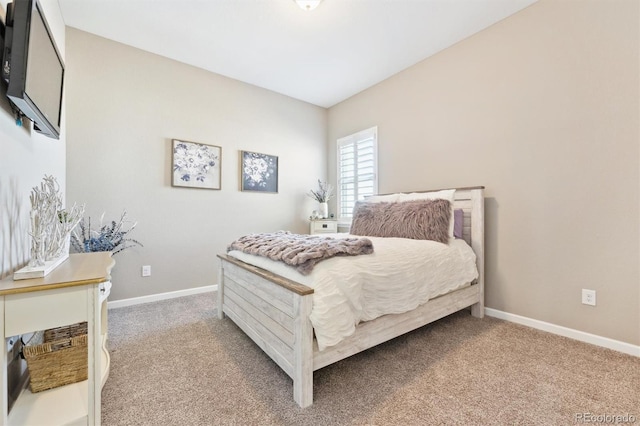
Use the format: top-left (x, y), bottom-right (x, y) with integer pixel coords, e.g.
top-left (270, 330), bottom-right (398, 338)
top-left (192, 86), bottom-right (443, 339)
top-left (350, 199), bottom-right (451, 243)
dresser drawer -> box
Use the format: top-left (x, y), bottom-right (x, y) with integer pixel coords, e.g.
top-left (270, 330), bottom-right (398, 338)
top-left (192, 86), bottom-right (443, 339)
top-left (310, 220), bottom-right (338, 234)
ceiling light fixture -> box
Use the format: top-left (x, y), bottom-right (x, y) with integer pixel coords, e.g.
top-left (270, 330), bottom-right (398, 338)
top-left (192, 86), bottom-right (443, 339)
top-left (295, 0), bottom-right (322, 11)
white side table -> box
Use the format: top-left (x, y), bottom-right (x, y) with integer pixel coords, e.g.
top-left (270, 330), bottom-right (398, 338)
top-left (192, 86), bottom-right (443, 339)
top-left (0, 252), bottom-right (114, 426)
top-left (310, 219), bottom-right (338, 235)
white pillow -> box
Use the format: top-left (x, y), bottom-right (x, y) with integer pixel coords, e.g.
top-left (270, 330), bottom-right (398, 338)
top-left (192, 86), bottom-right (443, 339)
top-left (397, 189), bottom-right (456, 238)
top-left (396, 189), bottom-right (455, 202)
top-left (364, 193), bottom-right (401, 203)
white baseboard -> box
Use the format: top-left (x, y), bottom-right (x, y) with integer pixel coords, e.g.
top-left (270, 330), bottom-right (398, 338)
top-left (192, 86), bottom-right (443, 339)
top-left (484, 308), bottom-right (640, 357)
top-left (108, 285), bottom-right (217, 309)
top-left (107, 289), bottom-right (638, 357)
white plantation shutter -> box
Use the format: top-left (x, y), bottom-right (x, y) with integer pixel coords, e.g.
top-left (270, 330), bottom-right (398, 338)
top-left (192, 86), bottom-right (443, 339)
top-left (337, 126), bottom-right (378, 222)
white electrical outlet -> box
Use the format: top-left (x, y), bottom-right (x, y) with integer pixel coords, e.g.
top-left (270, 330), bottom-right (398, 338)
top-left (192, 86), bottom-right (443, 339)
top-left (6, 337), bottom-right (16, 353)
top-left (582, 289), bottom-right (596, 306)
top-left (142, 265), bottom-right (151, 277)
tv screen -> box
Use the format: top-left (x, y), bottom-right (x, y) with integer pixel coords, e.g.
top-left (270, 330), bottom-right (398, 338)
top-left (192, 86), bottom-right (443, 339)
top-left (2, 0), bottom-right (64, 139)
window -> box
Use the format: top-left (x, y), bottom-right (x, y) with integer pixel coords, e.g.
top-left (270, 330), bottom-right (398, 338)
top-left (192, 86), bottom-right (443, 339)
top-left (337, 126), bottom-right (378, 222)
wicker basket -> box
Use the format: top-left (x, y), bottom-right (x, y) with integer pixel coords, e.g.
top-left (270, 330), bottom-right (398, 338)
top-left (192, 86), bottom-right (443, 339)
top-left (23, 322), bottom-right (88, 393)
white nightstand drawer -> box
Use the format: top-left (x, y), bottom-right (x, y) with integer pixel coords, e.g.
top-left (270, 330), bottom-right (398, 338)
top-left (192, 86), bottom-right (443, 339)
top-left (310, 220), bottom-right (338, 234)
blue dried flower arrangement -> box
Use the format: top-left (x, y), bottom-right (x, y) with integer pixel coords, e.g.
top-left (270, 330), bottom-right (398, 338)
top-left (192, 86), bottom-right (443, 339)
top-left (71, 211), bottom-right (142, 255)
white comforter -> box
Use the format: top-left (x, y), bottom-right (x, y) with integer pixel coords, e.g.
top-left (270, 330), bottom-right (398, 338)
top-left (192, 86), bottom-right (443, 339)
top-left (227, 235), bottom-right (478, 351)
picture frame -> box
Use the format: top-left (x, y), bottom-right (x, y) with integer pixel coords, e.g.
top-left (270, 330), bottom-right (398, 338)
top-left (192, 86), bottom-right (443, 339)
top-left (240, 150), bottom-right (278, 193)
top-left (171, 139), bottom-right (222, 190)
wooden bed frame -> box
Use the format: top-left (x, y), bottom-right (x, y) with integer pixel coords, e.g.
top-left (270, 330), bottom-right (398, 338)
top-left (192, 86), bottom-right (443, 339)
top-left (217, 186), bottom-right (484, 407)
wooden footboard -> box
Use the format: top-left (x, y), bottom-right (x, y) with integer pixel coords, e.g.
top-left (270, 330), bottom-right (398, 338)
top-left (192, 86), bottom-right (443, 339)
top-left (217, 186), bottom-right (484, 408)
top-left (217, 255), bottom-right (315, 407)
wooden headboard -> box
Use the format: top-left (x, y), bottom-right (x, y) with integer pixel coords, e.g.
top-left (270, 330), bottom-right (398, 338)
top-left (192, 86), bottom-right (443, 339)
top-left (450, 187), bottom-right (486, 318)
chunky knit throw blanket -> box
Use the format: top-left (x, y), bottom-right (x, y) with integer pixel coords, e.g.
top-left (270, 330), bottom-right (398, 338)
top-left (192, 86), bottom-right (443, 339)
top-left (228, 231), bottom-right (374, 275)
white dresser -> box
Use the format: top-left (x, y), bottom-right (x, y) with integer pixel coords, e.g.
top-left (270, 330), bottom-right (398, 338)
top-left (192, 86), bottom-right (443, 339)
top-left (309, 219), bottom-right (338, 235)
top-left (0, 252), bottom-right (114, 426)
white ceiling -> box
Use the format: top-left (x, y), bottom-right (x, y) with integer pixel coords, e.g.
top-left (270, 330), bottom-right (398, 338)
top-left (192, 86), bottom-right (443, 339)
top-left (58, 0), bottom-right (537, 108)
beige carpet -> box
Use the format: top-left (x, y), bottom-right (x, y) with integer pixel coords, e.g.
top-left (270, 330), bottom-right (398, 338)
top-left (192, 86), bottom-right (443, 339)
top-left (101, 292), bottom-right (639, 425)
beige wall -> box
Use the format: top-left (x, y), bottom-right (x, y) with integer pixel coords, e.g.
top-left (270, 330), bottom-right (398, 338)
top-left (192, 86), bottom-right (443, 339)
top-left (328, 0), bottom-right (639, 345)
top-left (0, 0), bottom-right (67, 406)
top-left (0, 0), bottom-right (66, 279)
top-left (65, 28), bottom-right (327, 301)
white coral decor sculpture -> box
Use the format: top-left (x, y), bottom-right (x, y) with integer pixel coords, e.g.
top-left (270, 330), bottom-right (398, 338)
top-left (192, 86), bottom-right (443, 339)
top-left (28, 176), bottom-right (84, 267)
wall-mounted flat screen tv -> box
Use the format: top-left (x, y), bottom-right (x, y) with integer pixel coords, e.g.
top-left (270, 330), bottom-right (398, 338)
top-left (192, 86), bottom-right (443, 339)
top-left (2, 0), bottom-right (64, 139)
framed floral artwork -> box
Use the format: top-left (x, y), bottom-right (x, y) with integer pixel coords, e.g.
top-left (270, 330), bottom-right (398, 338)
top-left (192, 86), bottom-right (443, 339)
top-left (240, 150), bottom-right (278, 193)
top-left (172, 139), bottom-right (222, 190)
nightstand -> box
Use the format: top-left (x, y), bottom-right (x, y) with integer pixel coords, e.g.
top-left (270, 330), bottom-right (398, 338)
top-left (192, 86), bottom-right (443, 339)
top-left (309, 219), bottom-right (338, 235)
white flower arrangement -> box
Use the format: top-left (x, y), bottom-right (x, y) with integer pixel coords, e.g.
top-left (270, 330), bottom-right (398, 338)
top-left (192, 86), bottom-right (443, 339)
top-left (308, 179), bottom-right (334, 203)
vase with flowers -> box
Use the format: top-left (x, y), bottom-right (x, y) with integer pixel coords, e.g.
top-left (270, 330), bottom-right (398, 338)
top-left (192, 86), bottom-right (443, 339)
top-left (308, 179), bottom-right (334, 219)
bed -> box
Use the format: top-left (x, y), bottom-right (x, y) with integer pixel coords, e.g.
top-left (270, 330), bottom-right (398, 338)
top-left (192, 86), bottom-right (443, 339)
top-left (217, 186), bottom-right (484, 407)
